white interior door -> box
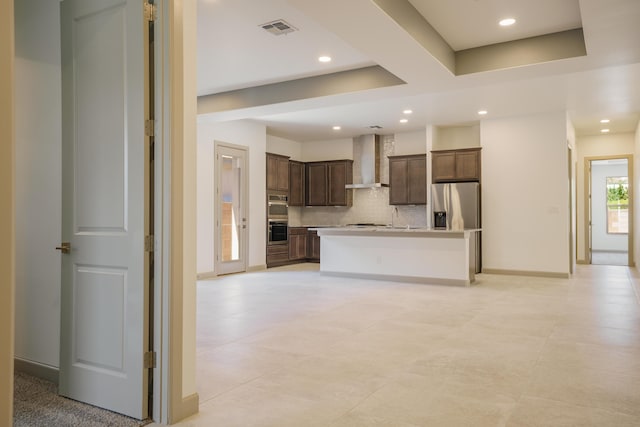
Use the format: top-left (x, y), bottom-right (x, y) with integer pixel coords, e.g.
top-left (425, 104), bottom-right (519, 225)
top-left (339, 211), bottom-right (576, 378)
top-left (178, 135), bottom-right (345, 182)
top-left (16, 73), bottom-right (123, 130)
top-left (216, 144), bottom-right (248, 275)
top-left (59, 0), bottom-right (149, 419)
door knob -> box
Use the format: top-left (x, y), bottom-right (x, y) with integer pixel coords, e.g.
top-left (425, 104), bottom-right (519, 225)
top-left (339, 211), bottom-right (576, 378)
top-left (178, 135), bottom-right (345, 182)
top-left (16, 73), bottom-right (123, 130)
top-left (55, 242), bottom-right (71, 254)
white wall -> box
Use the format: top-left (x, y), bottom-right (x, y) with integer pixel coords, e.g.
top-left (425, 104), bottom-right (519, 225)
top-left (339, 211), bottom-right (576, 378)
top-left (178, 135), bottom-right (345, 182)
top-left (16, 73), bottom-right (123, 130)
top-left (14, 0), bottom-right (62, 368)
top-left (266, 134), bottom-right (302, 160)
top-left (433, 124), bottom-right (480, 150)
top-left (481, 112), bottom-right (570, 275)
top-left (301, 138), bottom-right (353, 161)
top-left (590, 162), bottom-right (628, 252)
top-left (1, 0), bottom-right (15, 421)
top-left (394, 130), bottom-right (427, 155)
top-left (567, 114), bottom-right (577, 272)
top-left (196, 141), bottom-right (215, 274)
top-left (635, 123), bottom-right (640, 267)
top-left (197, 120), bottom-right (267, 275)
top-left (576, 133), bottom-right (635, 261)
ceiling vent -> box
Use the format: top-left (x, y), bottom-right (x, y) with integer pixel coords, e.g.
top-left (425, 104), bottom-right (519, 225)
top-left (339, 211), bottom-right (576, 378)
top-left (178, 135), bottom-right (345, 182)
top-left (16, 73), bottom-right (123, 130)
top-left (368, 125), bottom-right (383, 130)
top-left (260, 20), bottom-right (297, 36)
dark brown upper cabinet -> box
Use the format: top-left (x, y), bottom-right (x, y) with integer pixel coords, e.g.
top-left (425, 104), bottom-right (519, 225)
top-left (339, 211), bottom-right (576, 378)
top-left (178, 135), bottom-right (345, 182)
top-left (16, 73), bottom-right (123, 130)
top-left (431, 148), bottom-right (481, 183)
top-left (266, 152), bottom-right (290, 192)
top-left (305, 160), bottom-right (353, 206)
top-left (388, 154), bottom-right (427, 205)
top-left (288, 160), bottom-right (305, 206)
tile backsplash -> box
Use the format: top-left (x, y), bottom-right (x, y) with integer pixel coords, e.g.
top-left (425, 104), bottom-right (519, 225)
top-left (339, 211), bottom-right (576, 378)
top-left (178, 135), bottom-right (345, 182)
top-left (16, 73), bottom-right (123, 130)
top-left (292, 188), bottom-right (427, 227)
top-left (290, 134), bottom-right (428, 228)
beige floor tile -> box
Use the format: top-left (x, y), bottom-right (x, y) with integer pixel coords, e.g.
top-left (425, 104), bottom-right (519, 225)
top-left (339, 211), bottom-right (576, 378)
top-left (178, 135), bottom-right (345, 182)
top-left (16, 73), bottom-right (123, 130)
top-left (537, 340), bottom-right (640, 377)
top-left (349, 379), bottom-right (516, 427)
top-left (525, 363), bottom-right (640, 417)
top-left (506, 396), bottom-right (639, 427)
top-left (550, 323), bottom-right (640, 348)
top-left (328, 412), bottom-right (421, 427)
top-left (168, 263), bottom-right (640, 426)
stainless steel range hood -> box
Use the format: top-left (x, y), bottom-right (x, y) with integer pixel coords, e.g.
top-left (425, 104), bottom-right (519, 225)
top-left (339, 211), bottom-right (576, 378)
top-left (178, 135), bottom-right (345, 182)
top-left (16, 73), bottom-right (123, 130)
top-left (345, 134), bottom-right (389, 189)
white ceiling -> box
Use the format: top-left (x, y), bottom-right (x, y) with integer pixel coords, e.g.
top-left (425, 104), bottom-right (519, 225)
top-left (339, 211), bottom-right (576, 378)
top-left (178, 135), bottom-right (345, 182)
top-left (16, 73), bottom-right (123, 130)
top-left (408, 0), bottom-right (583, 51)
top-left (197, 0), bottom-right (640, 141)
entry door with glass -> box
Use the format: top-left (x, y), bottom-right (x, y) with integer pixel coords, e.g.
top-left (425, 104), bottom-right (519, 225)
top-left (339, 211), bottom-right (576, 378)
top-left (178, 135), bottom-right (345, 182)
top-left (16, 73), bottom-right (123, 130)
top-left (216, 144), bottom-right (248, 275)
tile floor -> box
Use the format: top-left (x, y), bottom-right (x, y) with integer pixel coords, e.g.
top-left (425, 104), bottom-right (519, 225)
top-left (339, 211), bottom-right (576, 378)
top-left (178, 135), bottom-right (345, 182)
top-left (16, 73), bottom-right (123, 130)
top-left (159, 263), bottom-right (640, 427)
top-left (591, 250), bottom-right (629, 266)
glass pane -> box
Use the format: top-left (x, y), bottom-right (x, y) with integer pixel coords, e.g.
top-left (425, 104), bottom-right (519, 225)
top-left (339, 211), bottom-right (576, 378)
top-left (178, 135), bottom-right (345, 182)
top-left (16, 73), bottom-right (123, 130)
top-left (606, 176), bottom-right (628, 234)
top-left (221, 155), bottom-right (242, 261)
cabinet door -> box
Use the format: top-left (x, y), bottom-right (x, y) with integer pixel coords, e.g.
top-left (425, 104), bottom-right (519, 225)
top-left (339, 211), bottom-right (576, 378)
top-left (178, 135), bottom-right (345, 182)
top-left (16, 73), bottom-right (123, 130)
top-left (289, 161), bottom-right (305, 206)
top-left (327, 161), bottom-right (352, 206)
top-left (306, 163), bottom-right (327, 206)
top-left (455, 150), bottom-right (480, 181)
top-left (389, 158), bottom-right (408, 205)
top-left (266, 155), bottom-right (278, 191)
top-left (288, 231), bottom-right (307, 260)
top-left (307, 230), bottom-right (321, 261)
top-left (277, 157), bottom-right (289, 191)
top-left (407, 157), bottom-right (427, 204)
top-left (432, 152), bottom-right (456, 182)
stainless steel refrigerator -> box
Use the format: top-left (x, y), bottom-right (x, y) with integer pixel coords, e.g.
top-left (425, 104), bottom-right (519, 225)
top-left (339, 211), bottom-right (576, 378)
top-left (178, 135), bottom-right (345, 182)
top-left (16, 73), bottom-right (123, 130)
top-left (431, 182), bottom-right (481, 273)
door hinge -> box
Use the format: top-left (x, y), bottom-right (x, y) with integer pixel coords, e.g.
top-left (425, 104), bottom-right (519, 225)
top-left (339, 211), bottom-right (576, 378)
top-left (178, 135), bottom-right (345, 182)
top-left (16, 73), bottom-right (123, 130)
top-left (144, 351), bottom-right (156, 369)
top-left (144, 2), bottom-right (157, 22)
top-left (145, 119), bottom-right (155, 137)
top-left (145, 235), bottom-right (154, 252)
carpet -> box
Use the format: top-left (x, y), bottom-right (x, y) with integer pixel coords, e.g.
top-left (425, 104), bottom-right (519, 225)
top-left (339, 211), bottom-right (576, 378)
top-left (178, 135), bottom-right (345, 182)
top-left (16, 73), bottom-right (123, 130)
top-left (13, 372), bottom-right (151, 427)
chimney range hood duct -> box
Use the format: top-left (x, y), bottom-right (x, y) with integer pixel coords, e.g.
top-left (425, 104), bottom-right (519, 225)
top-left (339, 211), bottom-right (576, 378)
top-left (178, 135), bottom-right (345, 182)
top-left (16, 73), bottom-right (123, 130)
top-left (346, 134), bottom-right (389, 189)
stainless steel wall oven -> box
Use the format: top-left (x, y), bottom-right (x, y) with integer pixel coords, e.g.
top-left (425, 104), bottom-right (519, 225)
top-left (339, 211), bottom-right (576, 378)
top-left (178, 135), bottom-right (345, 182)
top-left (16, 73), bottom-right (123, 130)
top-left (267, 193), bottom-right (288, 220)
top-left (267, 193), bottom-right (288, 244)
top-left (268, 221), bottom-right (288, 244)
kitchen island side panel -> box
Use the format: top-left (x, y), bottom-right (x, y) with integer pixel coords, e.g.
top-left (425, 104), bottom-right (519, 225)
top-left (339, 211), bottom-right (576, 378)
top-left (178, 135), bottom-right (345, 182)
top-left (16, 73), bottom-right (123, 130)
top-left (319, 234), bottom-right (472, 283)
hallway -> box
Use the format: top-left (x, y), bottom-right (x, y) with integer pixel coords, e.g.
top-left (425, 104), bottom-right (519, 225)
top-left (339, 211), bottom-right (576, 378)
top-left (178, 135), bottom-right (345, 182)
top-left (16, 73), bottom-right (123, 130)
top-left (153, 264), bottom-right (640, 426)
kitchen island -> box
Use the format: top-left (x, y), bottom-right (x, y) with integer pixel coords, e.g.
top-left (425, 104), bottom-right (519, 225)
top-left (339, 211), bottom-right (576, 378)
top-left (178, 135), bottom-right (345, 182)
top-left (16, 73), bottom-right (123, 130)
top-left (313, 227), bottom-right (480, 286)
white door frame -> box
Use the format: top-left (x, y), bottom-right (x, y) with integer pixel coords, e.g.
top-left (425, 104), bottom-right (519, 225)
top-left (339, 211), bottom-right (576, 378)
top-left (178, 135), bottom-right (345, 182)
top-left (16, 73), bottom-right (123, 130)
top-left (1, 1), bottom-right (15, 423)
top-left (153, 0), bottom-right (199, 423)
top-left (214, 141), bottom-right (249, 276)
top-left (583, 155), bottom-right (634, 267)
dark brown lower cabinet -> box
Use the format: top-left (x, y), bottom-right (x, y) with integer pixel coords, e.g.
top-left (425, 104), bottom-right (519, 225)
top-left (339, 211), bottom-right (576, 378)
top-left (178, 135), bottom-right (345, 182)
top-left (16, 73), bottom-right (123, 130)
top-left (266, 243), bottom-right (289, 267)
top-left (307, 230), bottom-right (320, 262)
top-left (288, 227), bottom-right (308, 260)
top-left (266, 228), bottom-right (321, 268)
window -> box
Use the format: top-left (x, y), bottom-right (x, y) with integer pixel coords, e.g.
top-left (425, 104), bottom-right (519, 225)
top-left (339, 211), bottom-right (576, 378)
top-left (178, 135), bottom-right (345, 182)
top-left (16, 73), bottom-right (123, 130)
top-left (606, 176), bottom-right (628, 234)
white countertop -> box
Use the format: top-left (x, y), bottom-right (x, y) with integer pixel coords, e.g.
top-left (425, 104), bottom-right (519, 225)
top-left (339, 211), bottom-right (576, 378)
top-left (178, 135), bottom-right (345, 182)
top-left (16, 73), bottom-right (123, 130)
top-left (311, 226), bottom-right (481, 238)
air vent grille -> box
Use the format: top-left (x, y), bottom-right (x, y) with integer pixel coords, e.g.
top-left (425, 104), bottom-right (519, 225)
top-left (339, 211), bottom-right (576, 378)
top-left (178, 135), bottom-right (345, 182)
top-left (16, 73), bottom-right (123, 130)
top-left (368, 125), bottom-right (383, 129)
top-left (260, 20), bottom-right (297, 36)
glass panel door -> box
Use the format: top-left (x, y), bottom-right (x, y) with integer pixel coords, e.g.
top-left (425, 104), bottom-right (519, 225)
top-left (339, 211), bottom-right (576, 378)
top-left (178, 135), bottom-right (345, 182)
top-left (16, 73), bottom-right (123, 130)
top-left (216, 144), bottom-right (247, 275)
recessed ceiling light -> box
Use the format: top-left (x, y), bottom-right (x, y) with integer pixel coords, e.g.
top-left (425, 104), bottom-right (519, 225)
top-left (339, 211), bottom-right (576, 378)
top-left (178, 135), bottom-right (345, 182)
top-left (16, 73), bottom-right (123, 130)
top-left (499, 18), bottom-right (516, 26)
top-left (403, 109), bottom-right (413, 115)
top-left (600, 119), bottom-right (610, 123)
top-left (478, 110), bottom-right (488, 115)
top-left (318, 56), bottom-right (332, 63)
top-left (400, 119), bottom-right (408, 123)
top-left (601, 129), bottom-right (610, 133)
top-left (332, 126), bottom-right (341, 131)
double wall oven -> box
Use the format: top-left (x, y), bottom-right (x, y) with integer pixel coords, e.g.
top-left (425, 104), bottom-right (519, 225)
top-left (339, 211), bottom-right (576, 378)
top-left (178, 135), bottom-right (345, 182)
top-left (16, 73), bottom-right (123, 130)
top-left (267, 193), bottom-right (288, 244)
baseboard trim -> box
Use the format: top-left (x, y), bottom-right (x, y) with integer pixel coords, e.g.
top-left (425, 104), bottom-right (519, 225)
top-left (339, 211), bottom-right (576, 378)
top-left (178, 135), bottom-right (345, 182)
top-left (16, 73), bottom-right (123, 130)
top-left (576, 259), bottom-right (588, 265)
top-left (171, 392), bottom-right (199, 423)
top-left (482, 268), bottom-right (570, 279)
top-left (247, 264), bottom-right (267, 272)
top-left (14, 357), bottom-right (59, 385)
top-left (321, 271), bottom-right (472, 287)
top-left (196, 271), bottom-right (217, 280)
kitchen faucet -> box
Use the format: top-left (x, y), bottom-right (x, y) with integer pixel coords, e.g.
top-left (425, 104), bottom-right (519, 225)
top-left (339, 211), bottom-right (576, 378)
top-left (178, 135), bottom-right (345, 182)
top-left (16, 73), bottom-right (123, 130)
top-left (391, 206), bottom-right (398, 227)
